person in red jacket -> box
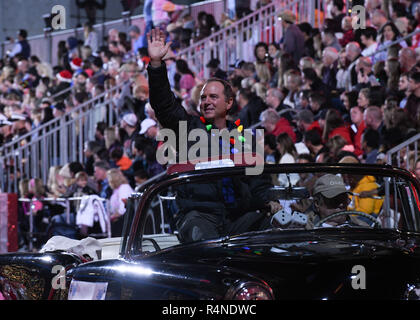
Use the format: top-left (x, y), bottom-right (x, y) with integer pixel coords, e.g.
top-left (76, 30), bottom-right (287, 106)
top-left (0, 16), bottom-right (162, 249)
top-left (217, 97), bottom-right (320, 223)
top-left (350, 106), bottom-right (366, 157)
top-left (296, 109), bottom-right (323, 137)
top-left (322, 109), bottom-right (353, 146)
top-left (260, 108), bottom-right (296, 142)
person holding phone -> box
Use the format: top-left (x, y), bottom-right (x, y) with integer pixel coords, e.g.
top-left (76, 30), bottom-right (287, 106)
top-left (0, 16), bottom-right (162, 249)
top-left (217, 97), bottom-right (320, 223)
top-left (355, 57), bottom-right (379, 90)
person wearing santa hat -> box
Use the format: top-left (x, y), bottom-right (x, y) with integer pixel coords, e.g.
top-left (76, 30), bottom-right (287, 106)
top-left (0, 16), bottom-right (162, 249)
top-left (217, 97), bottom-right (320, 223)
top-left (52, 69), bottom-right (73, 100)
top-left (70, 57), bottom-right (83, 72)
top-left (56, 70), bottom-right (73, 83)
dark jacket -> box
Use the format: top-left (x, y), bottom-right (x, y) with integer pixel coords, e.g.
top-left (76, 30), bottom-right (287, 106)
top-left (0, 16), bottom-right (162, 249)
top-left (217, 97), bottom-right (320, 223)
top-left (19, 40), bottom-right (31, 59)
top-left (237, 96), bottom-right (267, 129)
top-left (147, 62), bottom-right (271, 222)
top-left (282, 24), bottom-right (305, 65)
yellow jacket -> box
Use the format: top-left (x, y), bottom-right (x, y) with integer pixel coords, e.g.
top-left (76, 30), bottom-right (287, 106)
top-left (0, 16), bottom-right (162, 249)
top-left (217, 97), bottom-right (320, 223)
top-left (348, 176), bottom-right (383, 215)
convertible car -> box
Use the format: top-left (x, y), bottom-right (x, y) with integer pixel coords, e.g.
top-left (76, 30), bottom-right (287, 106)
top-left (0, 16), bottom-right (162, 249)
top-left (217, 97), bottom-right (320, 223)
top-left (1, 162), bottom-right (420, 300)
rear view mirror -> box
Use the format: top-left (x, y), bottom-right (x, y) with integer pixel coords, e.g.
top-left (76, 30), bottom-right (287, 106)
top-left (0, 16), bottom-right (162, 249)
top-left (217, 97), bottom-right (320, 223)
top-left (268, 186), bottom-right (310, 200)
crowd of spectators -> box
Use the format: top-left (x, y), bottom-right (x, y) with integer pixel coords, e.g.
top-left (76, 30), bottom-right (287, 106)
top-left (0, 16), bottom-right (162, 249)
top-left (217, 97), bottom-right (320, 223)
top-left (1, 0), bottom-right (419, 250)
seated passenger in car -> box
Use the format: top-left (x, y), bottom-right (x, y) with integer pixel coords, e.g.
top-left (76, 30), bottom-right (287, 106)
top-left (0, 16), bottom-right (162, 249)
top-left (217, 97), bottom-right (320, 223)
top-left (305, 174), bottom-right (371, 229)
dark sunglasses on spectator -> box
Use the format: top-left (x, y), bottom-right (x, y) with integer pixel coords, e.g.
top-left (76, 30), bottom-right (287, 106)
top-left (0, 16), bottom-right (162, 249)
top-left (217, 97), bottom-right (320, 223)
top-left (321, 193), bottom-right (350, 209)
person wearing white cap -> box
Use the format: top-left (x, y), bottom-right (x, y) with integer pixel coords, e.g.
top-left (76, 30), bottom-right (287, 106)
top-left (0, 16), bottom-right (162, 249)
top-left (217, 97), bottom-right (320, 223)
top-left (121, 113), bottom-right (139, 158)
top-left (139, 118), bottom-right (158, 139)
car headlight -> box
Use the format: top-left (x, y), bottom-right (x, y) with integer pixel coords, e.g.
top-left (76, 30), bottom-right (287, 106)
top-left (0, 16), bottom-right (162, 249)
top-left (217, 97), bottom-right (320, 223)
top-left (225, 281), bottom-right (274, 300)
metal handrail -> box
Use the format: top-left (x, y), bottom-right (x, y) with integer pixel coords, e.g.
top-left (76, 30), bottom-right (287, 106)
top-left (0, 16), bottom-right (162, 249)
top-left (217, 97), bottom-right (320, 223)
top-left (0, 81), bottom-right (125, 153)
top-left (0, 81), bottom-right (125, 193)
top-left (0, 0), bottom-right (225, 65)
top-left (177, 0), bottom-right (315, 79)
top-left (386, 133), bottom-right (420, 169)
top-left (365, 28), bottom-right (420, 58)
top-left (19, 195), bottom-right (110, 251)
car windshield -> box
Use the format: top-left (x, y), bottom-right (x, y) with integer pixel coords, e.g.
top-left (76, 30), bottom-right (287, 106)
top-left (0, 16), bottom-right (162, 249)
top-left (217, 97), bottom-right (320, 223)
top-left (126, 165), bottom-right (420, 256)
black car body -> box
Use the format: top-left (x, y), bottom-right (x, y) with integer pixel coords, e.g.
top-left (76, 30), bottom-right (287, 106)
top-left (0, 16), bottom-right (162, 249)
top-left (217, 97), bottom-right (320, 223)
top-left (2, 163), bottom-right (420, 300)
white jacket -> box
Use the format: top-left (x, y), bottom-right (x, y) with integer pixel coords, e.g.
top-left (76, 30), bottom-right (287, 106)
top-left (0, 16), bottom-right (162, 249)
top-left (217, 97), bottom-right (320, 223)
top-left (76, 195), bottom-right (108, 234)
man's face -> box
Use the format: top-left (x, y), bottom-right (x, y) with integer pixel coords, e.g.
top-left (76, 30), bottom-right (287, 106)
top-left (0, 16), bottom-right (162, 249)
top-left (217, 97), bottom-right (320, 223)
top-left (129, 31), bottom-right (139, 40)
top-left (398, 51), bottom-right (406, 68)
top-left (345, 47), bottom-right (357, 62)
top-left (322, 51), bottom-right (333, 67)
top-left (315, 193), bottom-right (349, 224)
top-left (415, 161), bottom-right (420, 180)
top-left (408, 78), bottom-right (420, 93)
top-left (94, 167), bottom-right (106, 182)
top-left (285, 75), bottom-right (298, 92)
top-left (256, 46), bottom-right (267, 60)
top-left (297, 92), bottom-right (309, 108)
top-left (146, 126), bottom-right (158, 139)
top-left (199, 81), bottom-right (232, 122)
top-left (265, 89), bottom-right (279, 108)
top-left (309, 98), bottom-right (319, 112)
top-left (399, 75), bottom-right (409, 91)
top-left (297, 119), bottom-right (307, 132)
top-left (77, 74), bottom-right (87, 85)
top-left (262, 120), bottom-right (275, 133)
top-left (350, 107), bottom-right (364, 125)
top-left (360, 35), bottom-right (369, 47)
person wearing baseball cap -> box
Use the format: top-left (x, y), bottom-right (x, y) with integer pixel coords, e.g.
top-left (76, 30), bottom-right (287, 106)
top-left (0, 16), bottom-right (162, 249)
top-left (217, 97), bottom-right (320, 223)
top-left (139, 118), bottom-right (158, 139)
top-left (278, 9), bottom-right (305, 64)
top-left (305, 174), bottom-right (370, 228)
top-left (121, 113), bottom-right (139, 158)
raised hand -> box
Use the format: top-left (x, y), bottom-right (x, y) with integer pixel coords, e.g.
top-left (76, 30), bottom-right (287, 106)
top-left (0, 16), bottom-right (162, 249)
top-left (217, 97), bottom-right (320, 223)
top-left (147, 28), bottom-right (172, 67)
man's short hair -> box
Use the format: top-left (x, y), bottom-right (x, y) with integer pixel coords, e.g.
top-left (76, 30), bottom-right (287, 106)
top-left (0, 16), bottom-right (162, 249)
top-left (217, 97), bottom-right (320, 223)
top-left (261, 108), bottom-right (280, 124)
top-left (268, 88), bottom-right (283, 100)
top-left (365, 106), bottom-right (383, 122)
top-left (309, 91), bottom-right (326, 106)
top-left (264, 134), bottom-right (277, 150)
top-left (298, 22), bottom-right (313, 36)
top-left (297, 109), bottom-right (314, 124)
top-left (285, 69), bottom-right (302, 85)
top-left (94, 160), bottom-right (110, 171)
top-left (322, 28), bottom-right (335, 38)
top-left (363, 128), bottom-right (380, 149)
top-left (361, 27), bottom-right (377, 41)
top-left (241, 62), bottom-right (256, 73)
top-left (345, 42), bottom-right (361, 54)
top-left (304, 129), bottom-right (322, 146)
top-left (372, 9), bottom-right (387, 19)
top-left (409, 71), bottom-right (420, 83)
top-left (128, 25), bottom-right (141, 34)
top-left (323, 47), bottom-right (339, 61)
top-left (297, 153), bottom-right (314, 163)
top-left (18, 29), bottom-right (27, 39)
top-left (205, 78), bottom-right (235, 102)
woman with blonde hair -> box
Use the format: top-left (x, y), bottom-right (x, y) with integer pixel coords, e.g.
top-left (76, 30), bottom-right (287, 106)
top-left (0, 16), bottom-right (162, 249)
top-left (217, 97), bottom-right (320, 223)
top-left (251, 82), bottom-right (267, 100)
top-left (47, 165), bottom-right (67, 197)
top-left (107, 168), bottom-right (134, 236)
top-left (255, 63), bottom-right (272, 85)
